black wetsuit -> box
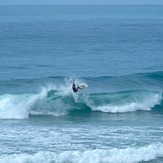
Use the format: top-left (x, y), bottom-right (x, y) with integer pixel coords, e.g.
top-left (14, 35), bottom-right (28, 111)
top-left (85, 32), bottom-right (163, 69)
top-left (72, 83), bottom-right (78, 92)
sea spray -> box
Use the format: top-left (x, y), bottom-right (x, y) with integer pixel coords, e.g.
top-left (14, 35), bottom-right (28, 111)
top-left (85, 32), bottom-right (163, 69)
top-left (0, 94), bottom-right (30, 119)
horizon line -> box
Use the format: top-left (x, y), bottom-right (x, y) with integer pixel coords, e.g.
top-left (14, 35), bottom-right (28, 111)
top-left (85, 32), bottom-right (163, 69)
top-left (0, 4), bottom-right (163, 5)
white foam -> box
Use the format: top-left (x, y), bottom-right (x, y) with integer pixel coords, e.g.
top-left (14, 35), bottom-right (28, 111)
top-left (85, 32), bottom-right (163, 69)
top-left (0, 88), bottom-right (55, 119)
top-left (92, 92), bottom-right (162, 113)
top-left (0, 88), bottom-right (50, 119)
top-left (0, 143), bottom-right (163, 163)
top-left (0, 94), bottom-right (30, 119)
top-left (0, 82), bottom-right (76, 119)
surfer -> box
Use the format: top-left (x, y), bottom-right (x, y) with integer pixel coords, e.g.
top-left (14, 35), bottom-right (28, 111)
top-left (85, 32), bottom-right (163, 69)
top-left (72, 81), bottom-right (81, 93)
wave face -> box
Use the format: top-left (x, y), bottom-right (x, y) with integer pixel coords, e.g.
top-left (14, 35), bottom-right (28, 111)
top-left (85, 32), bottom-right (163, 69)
top-left (0, 72), bottom-right (163, 119)
top-left (89, 90), bottom-right (162, 113)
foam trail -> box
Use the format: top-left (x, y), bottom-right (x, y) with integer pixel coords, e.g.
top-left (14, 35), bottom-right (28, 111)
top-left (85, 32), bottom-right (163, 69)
top-left (0, 143), bottom-right (163, 163)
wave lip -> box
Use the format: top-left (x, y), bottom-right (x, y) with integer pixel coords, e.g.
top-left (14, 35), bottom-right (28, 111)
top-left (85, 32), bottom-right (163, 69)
top-left (0, 143), bottom-right (163, 163)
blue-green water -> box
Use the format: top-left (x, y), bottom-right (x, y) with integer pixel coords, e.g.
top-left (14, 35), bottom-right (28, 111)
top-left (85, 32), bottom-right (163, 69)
top-left (0, 5), bottom-right (163, 163)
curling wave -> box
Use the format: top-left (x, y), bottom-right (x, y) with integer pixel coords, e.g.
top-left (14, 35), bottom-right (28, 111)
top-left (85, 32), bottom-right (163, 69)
top-left (0, 83), bottom-right (162, 119)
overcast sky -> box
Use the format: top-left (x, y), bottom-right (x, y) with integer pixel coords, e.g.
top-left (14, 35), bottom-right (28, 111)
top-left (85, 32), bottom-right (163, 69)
top-left (1, 0), bottom-right (163, 5)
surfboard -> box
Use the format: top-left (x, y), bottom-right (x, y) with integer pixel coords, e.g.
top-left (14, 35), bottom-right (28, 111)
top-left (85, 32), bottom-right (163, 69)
top-left (78, 83), bottom-right (88, 90)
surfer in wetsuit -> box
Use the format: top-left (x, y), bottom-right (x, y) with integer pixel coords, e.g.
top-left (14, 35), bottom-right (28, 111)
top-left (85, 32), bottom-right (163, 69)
top-left (72, 81), bottom-right (81, 93)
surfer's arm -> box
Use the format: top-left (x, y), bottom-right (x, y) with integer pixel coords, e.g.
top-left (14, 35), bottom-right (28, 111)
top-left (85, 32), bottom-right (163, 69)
top-left (77, 86), bottom-right (82, 90)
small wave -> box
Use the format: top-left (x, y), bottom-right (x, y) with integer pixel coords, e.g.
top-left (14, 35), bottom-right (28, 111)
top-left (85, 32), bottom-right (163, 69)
top-left (90, 91), bottom-right (162, 113)
top-left (0, 143), bottom-right (163, 163)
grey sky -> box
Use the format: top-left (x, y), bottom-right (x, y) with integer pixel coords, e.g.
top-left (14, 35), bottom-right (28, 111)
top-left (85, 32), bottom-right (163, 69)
top-left (1, 0), bottom-right (163, 5)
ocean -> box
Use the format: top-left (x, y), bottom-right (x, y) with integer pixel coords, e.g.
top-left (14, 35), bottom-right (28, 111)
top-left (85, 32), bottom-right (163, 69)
top-left (0, 5), bottom-right (163, 163)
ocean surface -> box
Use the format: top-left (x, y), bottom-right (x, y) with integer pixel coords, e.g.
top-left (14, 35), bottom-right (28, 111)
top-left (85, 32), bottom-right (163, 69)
top-left (0, 5), bottom-right (163, 163)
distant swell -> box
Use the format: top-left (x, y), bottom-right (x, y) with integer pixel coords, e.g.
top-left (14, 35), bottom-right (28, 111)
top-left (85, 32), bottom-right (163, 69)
top-left (0, 143), bottom-right (163, 163)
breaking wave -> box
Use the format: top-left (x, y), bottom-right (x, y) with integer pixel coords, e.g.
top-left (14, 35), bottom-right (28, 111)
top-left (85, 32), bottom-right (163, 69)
top-left (0, 71), bottom-right (163, 119)
top-left (0, 83), bottom-right (162, 119)
top-left (0, 143), bottom-right (163, 163)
